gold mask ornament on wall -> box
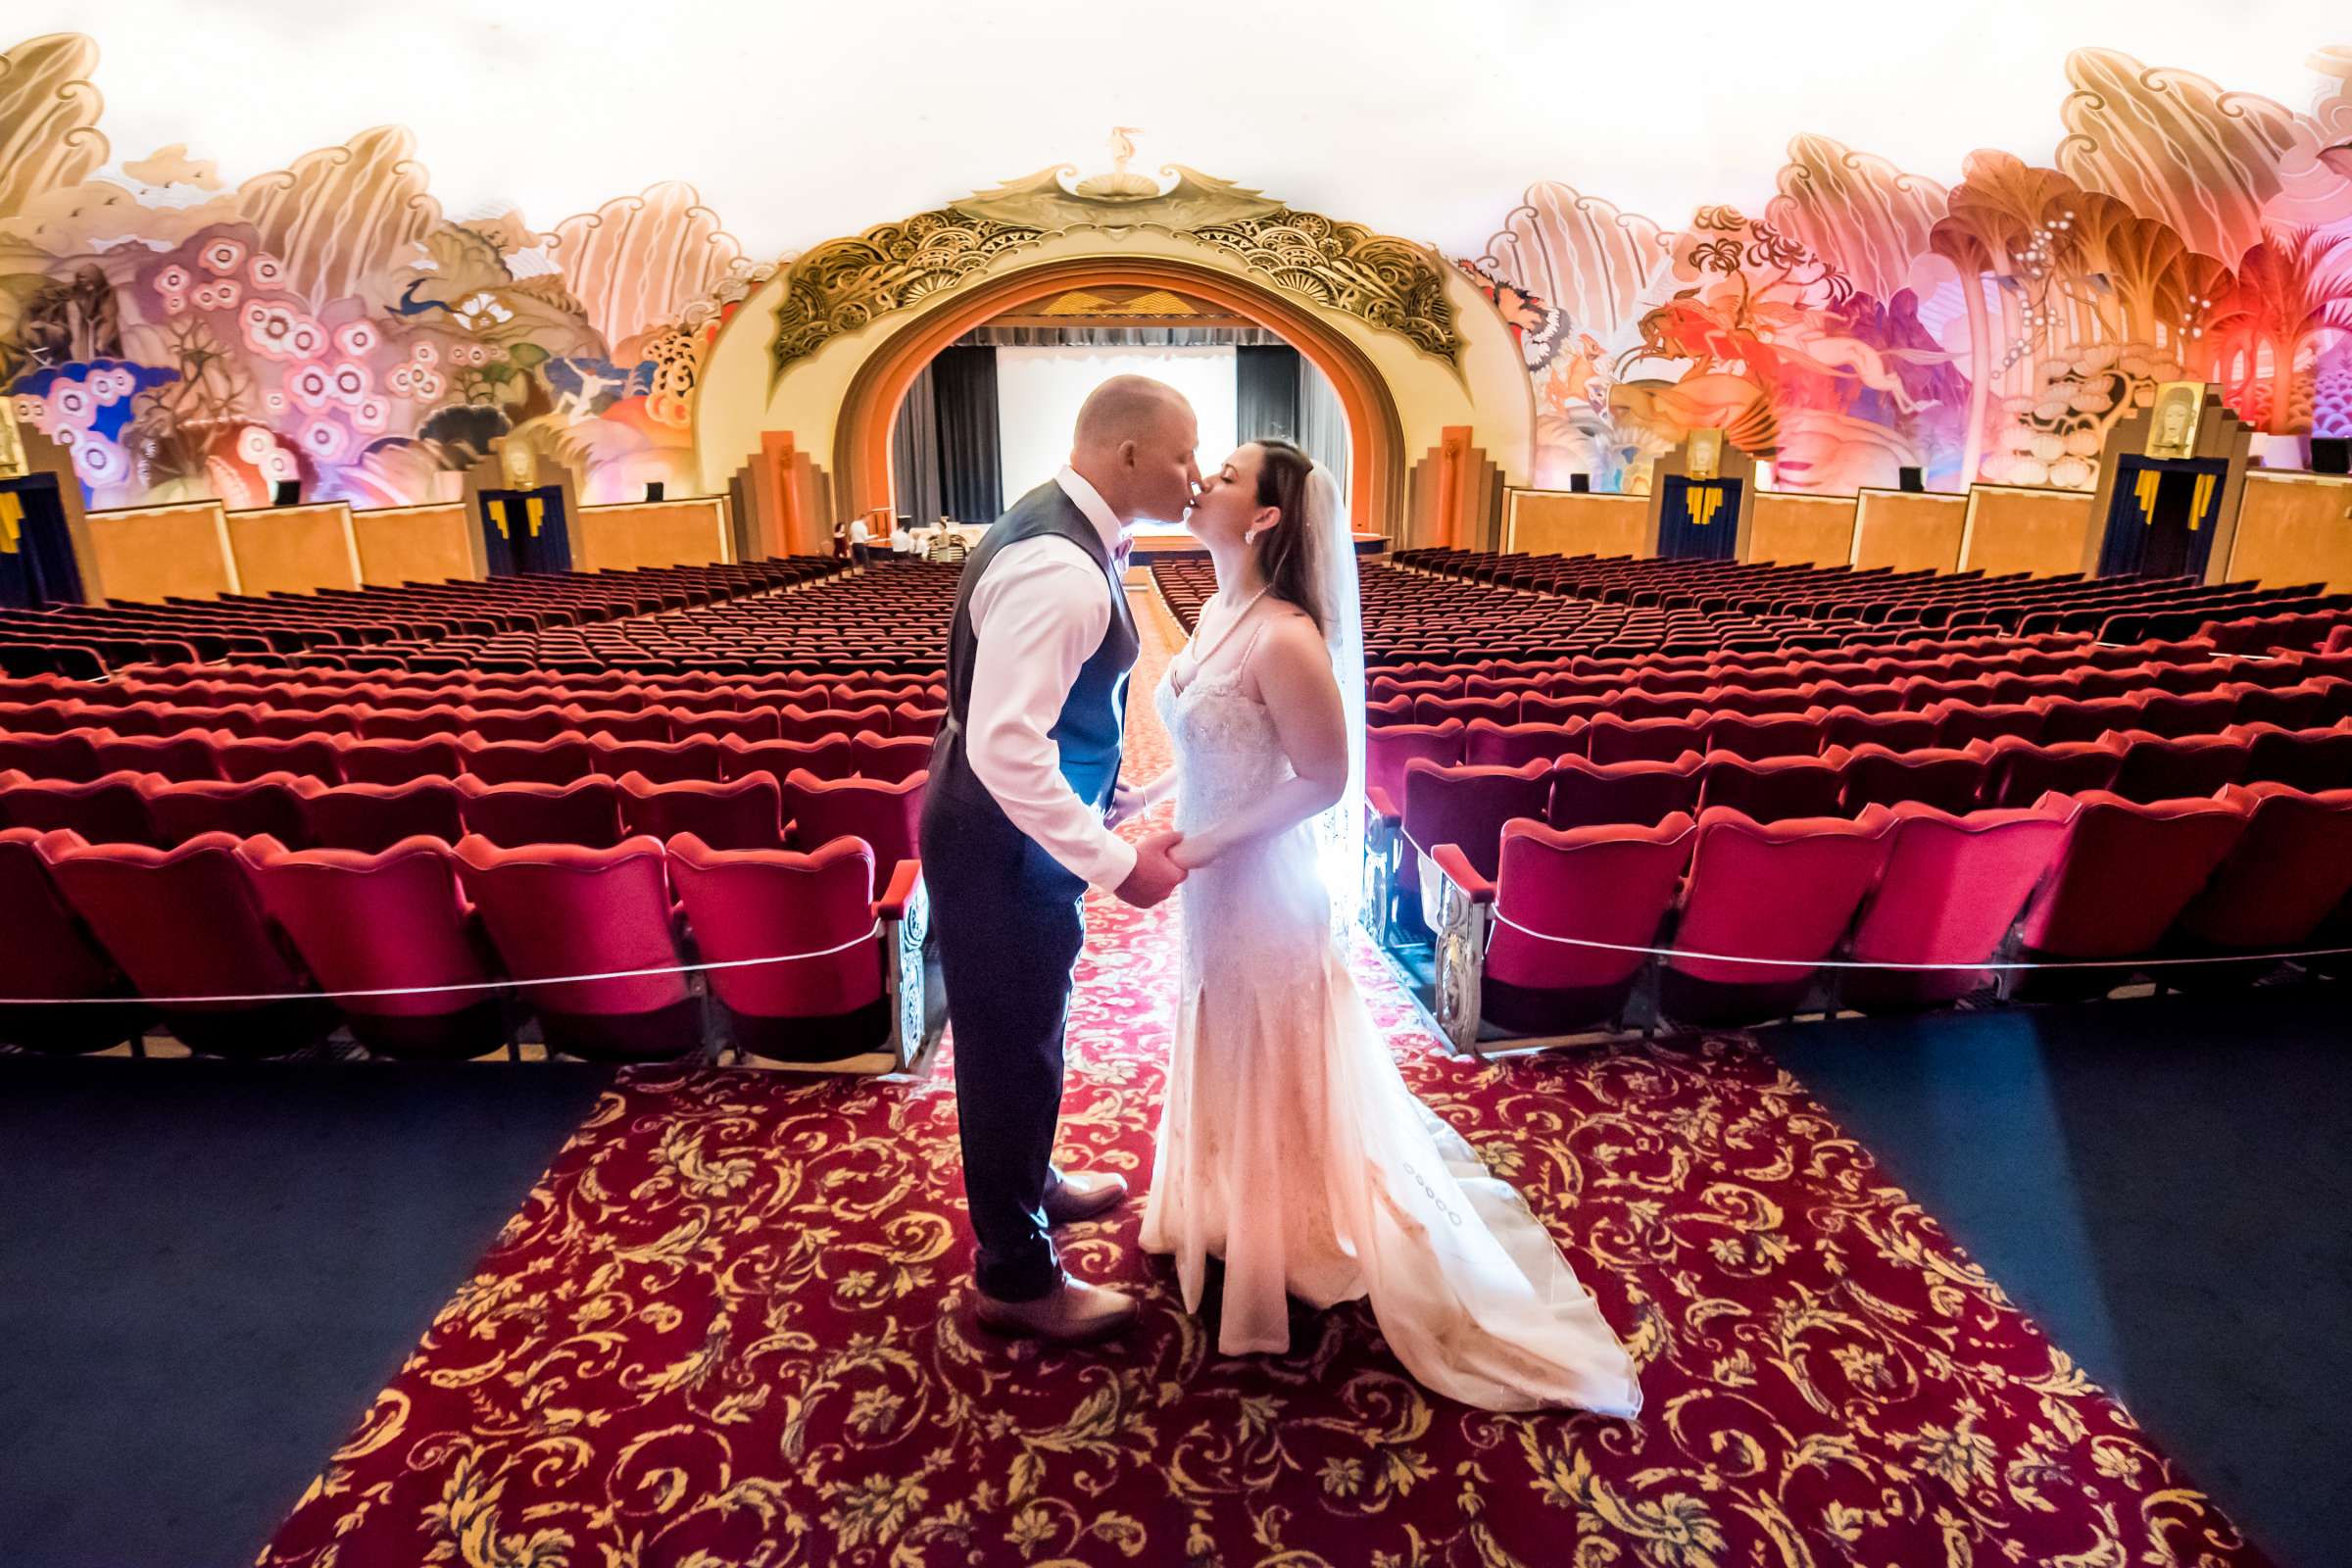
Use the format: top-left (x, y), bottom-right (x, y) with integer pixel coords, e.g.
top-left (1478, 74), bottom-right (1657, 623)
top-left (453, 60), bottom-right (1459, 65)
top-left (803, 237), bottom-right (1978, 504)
top-left (2143, 381), bottom-right (2206, 462)
top-left (0, 402), bottom-right (28, 482)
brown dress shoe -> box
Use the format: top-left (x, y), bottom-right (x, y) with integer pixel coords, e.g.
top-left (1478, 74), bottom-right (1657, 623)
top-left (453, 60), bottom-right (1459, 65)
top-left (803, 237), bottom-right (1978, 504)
top-left (974, 1276), bottom-right (1140, 1345)
top-left (1043, 1169), bottom-right (1128, 1226)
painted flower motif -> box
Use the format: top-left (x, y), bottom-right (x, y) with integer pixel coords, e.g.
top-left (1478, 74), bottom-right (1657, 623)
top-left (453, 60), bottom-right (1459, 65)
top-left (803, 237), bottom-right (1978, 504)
top-left (72, 432), bottom-right (129, 486)
top-left (409, 340), bottom-right (439, 367)
top-left (387, 364), bottom-right (418, 397)
top-left (351, 396), bottom-right (389, 434)
top-left (327, 361), bottom-right (372, 407)
top-left (236, 425), bottom-right (278, 466)
top-left (191, 279), bottom-right (243, 313)
top-left (299, 419), bottom-right (349, 463)
top-left (85, 365), bottom-right (139, 405)
top-left (242, 301), bottom-right (325, 362)
top-left (9, 392), bottom-right (47, 431)
top-left (411, 369), bottom-right (445, 400)
top-left (263, 391), bottom-right (289, 415)
top-left (153, 265), bottom-right (193, 296)
top-left (257, 442), bottom-right (299, 483)
top-left (287, 363), bottom-right (337, 412)
top-left (199, 236), bottom-right (249, 275)
top-left (333, 320), bottom-right (380, 357)
top-left (47, 381), bottom-right (98, 429)
top-left (453, 342), bottom-right (492, 368)
top-left (248, 253), bottom-right (287, 287)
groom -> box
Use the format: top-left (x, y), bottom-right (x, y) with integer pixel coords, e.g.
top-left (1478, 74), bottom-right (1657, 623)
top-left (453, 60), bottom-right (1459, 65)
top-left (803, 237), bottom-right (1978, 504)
top-left (920, 375), bottom-right (1200, 1344)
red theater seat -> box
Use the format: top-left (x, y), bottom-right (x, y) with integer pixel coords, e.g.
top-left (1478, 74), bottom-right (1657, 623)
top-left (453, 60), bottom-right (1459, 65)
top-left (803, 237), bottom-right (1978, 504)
top-left (618, 772), bottom-right (786, 852)
top-left (2011, 790), bottom-right (2248, 999)
top-left (452, 834), bottom-right (699, 1061)
top-left (146, 773), bottom-right (316, 848)
top-left (587, 734), bottom-right (726, 784)
top-left (1397, 758), bottom-right (1551, 933)
top-left (1692, 752), bottom-right (1844, 823)
top-left (305, 778), bottom-right (466, 853)
top-left (2104, 730), bottom-right (2250, 805)
top-left (2171, 784), bottom-right (2352, 958)
top-left (779, 769), bottom-right (926, 873)
top-left (39, 829), bottom-right (337, 1056)
top-left (1831, 744), bottom-right (1986, 814)
top-left (1840, 803), bottom-right (2071, 1011)
top-left (1587, 714), bottom-right (1709, 766)
top-left (1659, 808), bottom-right (1893, 1026)
top-left (0, 768), bottom-right (161, 845)
top-left (2227, 722), bottom-right (2352, 793)
top-left (458, 733), bottom-right (593, 786)
top-left (1365, 720), bottom-right (1465, 809)
top-left (1546, 753), bottom-right (1704, 831)
top-left (0, 828), bottom-right (146, 1054)
top-left (1443, 813), bottom-right (1697, 1034)
top-left (1968, 736), bottom-right (2124, 809)
top-left (849, 733), bottom-right (934, 783)
top-left (454, 774), bottom-right (625, 849)
top-left (90, 731), bottom-right (223, 782)
top-left (333, 734), bottom-right (465, 785)
top-left (0, 730), bottom-right (102, 781)
top-left (664, 833), bottom-right (898, 1062)
top-left (721, 734), bottom-right (856, 785)
top-left (242, 836), bottom-right (510, 1059)
top-left (216, 733), bottom-right (341, 784)
top-left (1463, 719), bottom-right (1586, 770)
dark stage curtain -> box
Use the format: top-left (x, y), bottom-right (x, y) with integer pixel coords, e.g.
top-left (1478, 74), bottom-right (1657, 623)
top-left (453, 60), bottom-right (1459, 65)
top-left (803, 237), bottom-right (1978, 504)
top-left (0, 474), bottom-right (87, 609)
top-left (931, 345), bottom-right (1003, 523)
top-left (1237, 344), bottom-right (1301, 444)
top-left (891, 359), bottom-right (945, 526)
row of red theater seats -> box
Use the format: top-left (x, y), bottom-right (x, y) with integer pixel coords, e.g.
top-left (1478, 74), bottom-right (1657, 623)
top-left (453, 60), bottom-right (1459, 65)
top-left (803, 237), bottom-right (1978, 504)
top-left (0, 693), bottom-right (944, 746)
top-left (1365, 637), bottom-right (2342, 693)
top-left (0, 723), bottom-right (938, 789)
top-left (1370, 727), bottom-right (2352, 859)
top-left (51, 676), bottom-right (946, 709)
top-left (2196, 613), bottom-right (2352, 657)
top-left (1412, 785), bottom-right (2352, 1044)
top-left (1367, 686), bottom-right (2352, 784)
top-left (0, 697), bottom-right (945, 742)
top-left (0, 765), bottom-right (927, 859)
top-left (0, 825), bottom-right (920, 1065)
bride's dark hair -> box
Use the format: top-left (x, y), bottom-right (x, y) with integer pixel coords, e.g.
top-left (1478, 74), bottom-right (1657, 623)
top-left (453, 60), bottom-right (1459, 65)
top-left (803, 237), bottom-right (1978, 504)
top-left (1250, 438), bottom-right (1325, 633)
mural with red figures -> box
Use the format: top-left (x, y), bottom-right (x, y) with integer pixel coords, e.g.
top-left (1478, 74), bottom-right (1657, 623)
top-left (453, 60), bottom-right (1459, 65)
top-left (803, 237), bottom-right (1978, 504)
top-left (1464, 46), bottom-right (2352, 494)
top-left (5, 29), bottom-right (2352, 512)
top-left (1, 32), bottom-right (773, 511)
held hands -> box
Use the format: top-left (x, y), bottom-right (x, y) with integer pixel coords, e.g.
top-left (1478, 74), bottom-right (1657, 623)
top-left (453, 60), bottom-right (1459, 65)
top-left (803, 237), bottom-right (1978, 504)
top-left (1114, 829), bottom-right (1189, 908)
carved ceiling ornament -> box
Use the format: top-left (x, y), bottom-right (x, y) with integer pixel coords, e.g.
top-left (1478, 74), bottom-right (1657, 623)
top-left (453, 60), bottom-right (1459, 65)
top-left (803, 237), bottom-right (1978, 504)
top-left (768, 165), bottom-right (1463, 375)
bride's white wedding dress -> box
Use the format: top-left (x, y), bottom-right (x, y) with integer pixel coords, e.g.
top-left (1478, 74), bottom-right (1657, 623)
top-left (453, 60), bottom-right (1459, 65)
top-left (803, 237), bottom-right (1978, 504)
top-left (1138, 614), bottom-right (1642, 1415)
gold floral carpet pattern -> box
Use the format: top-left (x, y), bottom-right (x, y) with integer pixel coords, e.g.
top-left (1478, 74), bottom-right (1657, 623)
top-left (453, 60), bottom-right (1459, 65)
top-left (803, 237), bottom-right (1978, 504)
top-left (262, 595), bottom-right (2265, 1568)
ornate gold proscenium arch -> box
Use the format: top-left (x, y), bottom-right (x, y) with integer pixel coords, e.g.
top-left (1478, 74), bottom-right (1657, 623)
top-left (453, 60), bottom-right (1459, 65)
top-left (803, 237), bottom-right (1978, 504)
top-left (693, 163), bottom-right (1533, 551)
top-left (771, 167), bottom-right (1465, 375)
top-left (837, 257), bottom-right (1409, 536)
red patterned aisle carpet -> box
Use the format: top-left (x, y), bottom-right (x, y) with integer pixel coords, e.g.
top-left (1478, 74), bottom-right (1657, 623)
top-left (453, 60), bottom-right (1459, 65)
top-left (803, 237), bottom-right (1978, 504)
top-left (262, 595), bottom-right (2264, 1568)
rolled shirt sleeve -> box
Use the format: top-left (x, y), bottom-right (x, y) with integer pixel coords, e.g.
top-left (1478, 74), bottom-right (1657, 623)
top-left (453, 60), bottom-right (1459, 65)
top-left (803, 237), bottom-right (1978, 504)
top-left (963, 537), bottom-right (1140, 894)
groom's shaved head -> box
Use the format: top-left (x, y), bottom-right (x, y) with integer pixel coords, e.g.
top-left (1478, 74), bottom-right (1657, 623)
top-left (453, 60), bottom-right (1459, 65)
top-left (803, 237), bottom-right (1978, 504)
top-left (1073, 374), bottom-right (1192, 452)
top-left (1069, 374), bottom-right (1201, 525)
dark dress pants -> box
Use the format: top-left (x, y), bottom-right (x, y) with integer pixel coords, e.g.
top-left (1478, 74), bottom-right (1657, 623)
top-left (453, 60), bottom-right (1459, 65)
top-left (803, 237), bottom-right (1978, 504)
top-left (921, 797), bottom-right (1087, 1301)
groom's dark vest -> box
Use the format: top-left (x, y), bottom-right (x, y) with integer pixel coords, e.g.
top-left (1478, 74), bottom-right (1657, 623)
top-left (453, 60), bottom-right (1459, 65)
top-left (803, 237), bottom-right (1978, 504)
top-left (926, 479), bottom-right (1139, 895)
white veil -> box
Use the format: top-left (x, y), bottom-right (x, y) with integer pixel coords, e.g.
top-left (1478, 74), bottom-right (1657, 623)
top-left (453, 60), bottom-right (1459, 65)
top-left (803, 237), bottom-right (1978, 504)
top-left (1305, 463), bottom-right (1366, 923)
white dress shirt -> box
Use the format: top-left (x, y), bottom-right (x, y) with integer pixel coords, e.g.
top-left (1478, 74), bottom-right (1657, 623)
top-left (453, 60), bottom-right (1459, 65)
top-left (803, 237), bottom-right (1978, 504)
top-left (961, 466), bottom-right (1137, 893)
top-left (847, 517), bottom-right (873, 546)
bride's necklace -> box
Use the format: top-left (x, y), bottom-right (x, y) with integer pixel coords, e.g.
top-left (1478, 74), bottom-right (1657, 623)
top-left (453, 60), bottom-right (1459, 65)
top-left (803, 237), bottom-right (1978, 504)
top-left (1185, 586), bottom-right (1270, 677)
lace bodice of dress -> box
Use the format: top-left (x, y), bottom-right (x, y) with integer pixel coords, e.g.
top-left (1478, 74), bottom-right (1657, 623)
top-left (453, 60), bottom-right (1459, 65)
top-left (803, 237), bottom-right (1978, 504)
top-left (1154, 666), bottom-right (1295, 836)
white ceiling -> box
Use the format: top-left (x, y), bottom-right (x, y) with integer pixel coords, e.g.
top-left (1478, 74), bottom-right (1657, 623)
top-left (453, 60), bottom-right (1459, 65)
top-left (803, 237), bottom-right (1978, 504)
top-left (22, 0), bottom-right (2349, 260)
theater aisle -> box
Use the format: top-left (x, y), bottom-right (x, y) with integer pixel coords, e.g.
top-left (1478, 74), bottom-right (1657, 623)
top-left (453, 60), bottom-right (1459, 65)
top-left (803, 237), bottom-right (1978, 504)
top-left (257, 591), bottom-right (2269, 1567)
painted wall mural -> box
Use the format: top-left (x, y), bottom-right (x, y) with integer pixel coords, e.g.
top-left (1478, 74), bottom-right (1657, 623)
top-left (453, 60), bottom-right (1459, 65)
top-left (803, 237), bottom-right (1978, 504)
top-left (1471, 46), bottom-right (2352, 494)
top-left (1, 32), bottom-right (775, 512)
top-left (4, 30), bottom-right (2351, 514)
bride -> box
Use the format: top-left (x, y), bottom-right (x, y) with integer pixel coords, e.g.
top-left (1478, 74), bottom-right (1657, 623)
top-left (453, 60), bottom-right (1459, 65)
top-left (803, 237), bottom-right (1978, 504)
top-left (1127, 438), bottom-right (1641, 1415)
